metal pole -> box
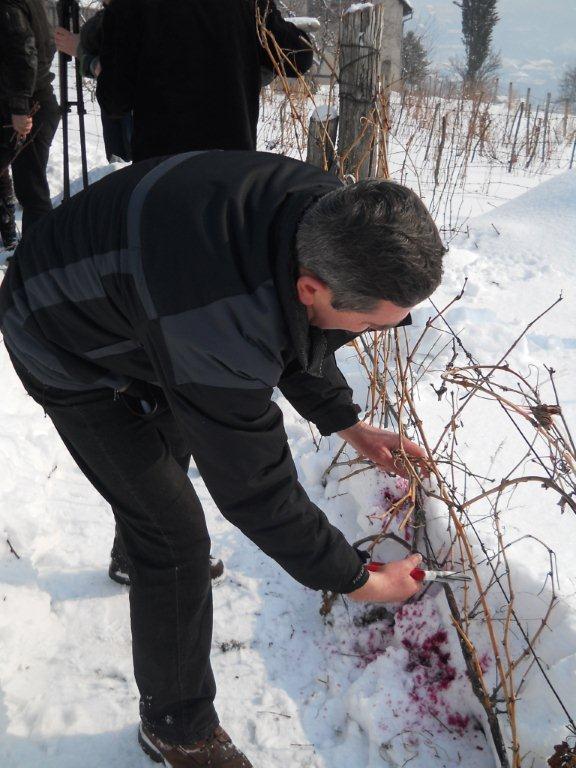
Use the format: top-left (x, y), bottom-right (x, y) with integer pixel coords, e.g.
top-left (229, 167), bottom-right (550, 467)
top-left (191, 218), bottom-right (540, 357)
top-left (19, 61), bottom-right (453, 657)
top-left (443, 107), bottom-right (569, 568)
top-left (71, 0), bottom-right (89, 189)
top-left (57, 0), bottom-right (71, 200)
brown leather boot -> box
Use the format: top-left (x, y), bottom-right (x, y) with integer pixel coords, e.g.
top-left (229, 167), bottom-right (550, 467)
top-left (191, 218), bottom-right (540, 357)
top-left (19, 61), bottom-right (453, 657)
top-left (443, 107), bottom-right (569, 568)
top-left (138, 723), bottom-right (253, 767)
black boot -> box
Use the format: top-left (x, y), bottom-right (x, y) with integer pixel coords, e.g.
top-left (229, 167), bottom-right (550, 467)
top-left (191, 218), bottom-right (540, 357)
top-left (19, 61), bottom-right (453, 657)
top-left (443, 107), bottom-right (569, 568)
top-left (108, 530), bottom-right (132, 586)
top-left (109, 529), bottom-right (225, 587)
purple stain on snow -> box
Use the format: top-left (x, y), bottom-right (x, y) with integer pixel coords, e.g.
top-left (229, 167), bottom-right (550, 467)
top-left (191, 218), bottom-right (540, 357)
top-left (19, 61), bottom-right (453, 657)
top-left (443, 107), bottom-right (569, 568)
top-left (448, 713), bottom-right (470, 729)
top-left (395, 603), bottom-right (474, 736)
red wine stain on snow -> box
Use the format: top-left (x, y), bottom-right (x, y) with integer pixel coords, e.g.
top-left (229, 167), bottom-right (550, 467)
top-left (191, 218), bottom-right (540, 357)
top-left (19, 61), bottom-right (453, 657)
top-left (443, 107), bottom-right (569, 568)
top-left (347, 602), bottom-right (479, 738)
top-left (397, 604), bottom-right (473, 735)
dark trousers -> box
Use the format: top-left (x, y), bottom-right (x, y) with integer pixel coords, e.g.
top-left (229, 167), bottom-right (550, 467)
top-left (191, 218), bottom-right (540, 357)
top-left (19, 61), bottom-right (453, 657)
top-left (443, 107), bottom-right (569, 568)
top-left (0, 93), bottom-right (60, 234)
top-left (101, 111), bottom-right (132, 163)
top-left (12, 358), bottom-right (218, 743)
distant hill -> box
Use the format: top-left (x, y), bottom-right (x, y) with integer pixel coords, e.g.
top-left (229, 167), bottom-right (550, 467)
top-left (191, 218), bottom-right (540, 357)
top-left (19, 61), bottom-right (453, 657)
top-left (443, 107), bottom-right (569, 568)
top-left (409, 0), bottom-right (576, 102)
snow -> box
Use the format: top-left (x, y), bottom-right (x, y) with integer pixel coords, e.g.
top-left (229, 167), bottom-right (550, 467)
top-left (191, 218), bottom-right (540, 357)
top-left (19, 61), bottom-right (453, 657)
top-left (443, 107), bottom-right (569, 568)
top-left (288, 17), bottom-right (321, 32)
top-left (344, 4), bottom-right (374, 16)
top-left (1, 97), bottom-right (575, 766)
top-left (311, 104), bottom-right (339, 122)
top-left (417, 169), bottom-right (576, 763)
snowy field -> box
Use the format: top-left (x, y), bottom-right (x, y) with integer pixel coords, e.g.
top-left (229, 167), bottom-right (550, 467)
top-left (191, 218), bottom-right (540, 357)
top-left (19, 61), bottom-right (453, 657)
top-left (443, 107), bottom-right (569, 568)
top-left (1, 97), bottom-right (575, 768)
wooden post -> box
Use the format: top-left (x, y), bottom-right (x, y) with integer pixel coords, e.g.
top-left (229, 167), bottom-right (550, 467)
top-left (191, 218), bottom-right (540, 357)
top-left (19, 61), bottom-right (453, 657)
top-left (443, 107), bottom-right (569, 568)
top-left (503, 81), bottom-right (514, 143)
top-left (527, 104), bottom-right (540, 160)
top-left (526, 119), bottom-right (541, 169)
top-left (424, 102), bottom-right (440, 163)
top-left (508, 101), bottom-right (524, 173)
top-left (306, 105), bottom-right (339, 171)
top-left (525, 87), bottom-right (531, 157)
top-left (376, 90), bottom-right (391, 179)
top-left (492, 76), bottom-right (499, 103)
top-left (541, 92), bottom-right (551, 161)
top-left (434, 113), bottom-right (448, 187)
top-left (337, 2), bottom-right (384, 179)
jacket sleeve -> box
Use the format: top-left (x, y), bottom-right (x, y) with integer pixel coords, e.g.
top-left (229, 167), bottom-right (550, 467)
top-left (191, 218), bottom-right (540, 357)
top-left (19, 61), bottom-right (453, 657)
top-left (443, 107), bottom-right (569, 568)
top-left (278, 354), bottom-right (360, 436)
top-left (96, 0), bottom-right (140, 116)
top-left (0, 3), bottom-right (37, 114)
top-left (166, 378), bottom-right (364, 593)
top-left (257, 0), bottom-right (313, 78)
top-left (77, 10), bottom-right (103, 78)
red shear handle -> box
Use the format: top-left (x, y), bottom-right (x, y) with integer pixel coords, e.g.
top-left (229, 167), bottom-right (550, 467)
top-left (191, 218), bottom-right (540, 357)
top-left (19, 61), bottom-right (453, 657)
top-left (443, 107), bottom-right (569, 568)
top-left (367, 563), bottom-right (426, 582)
top-left (352, 556), bottom-right (424, 602)
top-left (366, 562), bottom-right (426, 581)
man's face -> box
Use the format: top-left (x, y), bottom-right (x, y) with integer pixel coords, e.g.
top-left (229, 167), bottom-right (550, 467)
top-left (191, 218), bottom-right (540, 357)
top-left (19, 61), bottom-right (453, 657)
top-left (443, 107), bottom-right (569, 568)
top-left (296, 274), bottom-right (413, 333)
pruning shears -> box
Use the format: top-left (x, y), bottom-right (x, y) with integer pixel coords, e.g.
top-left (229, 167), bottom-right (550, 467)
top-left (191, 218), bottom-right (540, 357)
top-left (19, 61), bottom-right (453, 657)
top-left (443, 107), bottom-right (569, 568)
top-left (409, 567), bottom-right (472, 584)
top-left (366, 562), bottom-right (472, 584)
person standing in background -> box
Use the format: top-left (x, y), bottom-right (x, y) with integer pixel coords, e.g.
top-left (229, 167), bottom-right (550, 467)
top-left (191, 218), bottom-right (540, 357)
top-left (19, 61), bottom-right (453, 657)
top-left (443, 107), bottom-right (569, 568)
top-left (54, 0), bottom-right (133, 164)
top-left (96, 0), bottom-right (313, 161)
top-left (0, 0), bottom-right (60, 236)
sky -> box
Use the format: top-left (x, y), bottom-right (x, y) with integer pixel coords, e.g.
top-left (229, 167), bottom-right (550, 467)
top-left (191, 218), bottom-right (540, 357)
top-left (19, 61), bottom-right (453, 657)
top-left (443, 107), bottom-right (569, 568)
top-left (407, 0), bottom-right (576, 102)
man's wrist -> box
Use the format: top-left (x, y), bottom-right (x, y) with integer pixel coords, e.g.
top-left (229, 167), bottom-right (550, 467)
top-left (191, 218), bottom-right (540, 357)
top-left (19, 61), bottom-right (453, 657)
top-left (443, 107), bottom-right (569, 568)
top-left (9, 100), bottom-right (30, 116)
top-left (316, 404), bottom-right (360, 437)
top-left (340, 564), bottom-right (370, 594)
top-left (337, 421), bottom-right (362, 438)
top-left (347, 571), bottom-right (377, 601)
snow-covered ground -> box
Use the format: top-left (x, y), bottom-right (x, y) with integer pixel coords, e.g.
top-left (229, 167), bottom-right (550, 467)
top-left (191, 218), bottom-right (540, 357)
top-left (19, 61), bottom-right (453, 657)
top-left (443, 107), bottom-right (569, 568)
top-left (1, 96), bottom-right (575, 767)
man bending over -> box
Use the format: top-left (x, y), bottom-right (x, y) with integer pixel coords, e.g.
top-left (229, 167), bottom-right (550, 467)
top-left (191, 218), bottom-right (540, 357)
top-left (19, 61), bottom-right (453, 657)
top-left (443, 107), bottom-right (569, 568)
top-left (0, 150), bottom-right (445, 767)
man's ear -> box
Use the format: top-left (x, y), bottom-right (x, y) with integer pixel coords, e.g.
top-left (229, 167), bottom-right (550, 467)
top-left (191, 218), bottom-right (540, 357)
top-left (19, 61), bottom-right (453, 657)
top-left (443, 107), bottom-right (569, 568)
top-left (296, 274), bottom-right (327, 307)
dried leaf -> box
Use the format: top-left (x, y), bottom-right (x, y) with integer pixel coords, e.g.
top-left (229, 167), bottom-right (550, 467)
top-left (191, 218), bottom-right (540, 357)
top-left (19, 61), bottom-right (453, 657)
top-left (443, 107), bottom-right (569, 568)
top-left (548, 741), bottom-right (576, 768)
top-left (531, 404), bottom-right (562, 429)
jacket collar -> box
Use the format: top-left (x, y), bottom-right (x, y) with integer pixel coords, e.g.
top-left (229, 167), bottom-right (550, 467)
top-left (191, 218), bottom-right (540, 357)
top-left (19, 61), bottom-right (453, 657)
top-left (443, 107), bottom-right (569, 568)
top-left (270, 186), bottom-right (335, 377)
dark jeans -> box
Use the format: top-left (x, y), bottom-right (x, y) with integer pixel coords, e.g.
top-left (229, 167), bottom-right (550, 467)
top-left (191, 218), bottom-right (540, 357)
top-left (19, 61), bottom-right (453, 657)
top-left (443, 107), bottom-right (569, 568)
top-left (101, 111), bottom-right (132, 163)
top-left (0, 93), bottom-right (60, 234)
top-left (11, 356), bottom-right (218, 743)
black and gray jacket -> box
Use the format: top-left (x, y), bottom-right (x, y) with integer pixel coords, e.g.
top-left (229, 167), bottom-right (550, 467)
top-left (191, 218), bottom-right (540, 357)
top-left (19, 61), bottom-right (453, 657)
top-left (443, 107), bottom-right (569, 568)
top-left (0, 0), bottom-right (56, 115)
top-left (0, 151), bottom-right (367, 594)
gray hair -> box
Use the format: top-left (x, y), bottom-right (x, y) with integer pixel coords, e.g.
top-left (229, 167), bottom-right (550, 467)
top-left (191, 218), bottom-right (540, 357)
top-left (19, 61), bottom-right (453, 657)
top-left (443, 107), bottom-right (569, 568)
top-left (295, 180), bottom-right (446, 311)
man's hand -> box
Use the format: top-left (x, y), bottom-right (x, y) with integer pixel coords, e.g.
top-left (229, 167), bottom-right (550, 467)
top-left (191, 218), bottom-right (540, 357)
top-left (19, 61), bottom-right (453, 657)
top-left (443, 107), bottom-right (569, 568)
top-left (349, 553), bottom-right (423, 603)
top-left (11, 114), bottom-right (33, 138)
top-left (338, 422), bottom-right (428, 479)
top-left (54, 27), bottom-right (80, 57)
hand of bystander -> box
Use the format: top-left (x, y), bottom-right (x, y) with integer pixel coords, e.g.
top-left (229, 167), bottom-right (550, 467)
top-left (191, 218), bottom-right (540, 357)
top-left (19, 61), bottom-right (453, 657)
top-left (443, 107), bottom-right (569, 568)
top-left (11, 114), bottom-right (33, 138)
top-left (54, 26), bottom-right (80, 57)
